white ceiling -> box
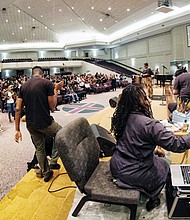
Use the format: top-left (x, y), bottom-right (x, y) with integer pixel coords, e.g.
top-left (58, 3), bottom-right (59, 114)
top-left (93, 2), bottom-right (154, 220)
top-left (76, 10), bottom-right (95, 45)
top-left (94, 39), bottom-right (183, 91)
top-left (0, 0), bottom-right (189, 51)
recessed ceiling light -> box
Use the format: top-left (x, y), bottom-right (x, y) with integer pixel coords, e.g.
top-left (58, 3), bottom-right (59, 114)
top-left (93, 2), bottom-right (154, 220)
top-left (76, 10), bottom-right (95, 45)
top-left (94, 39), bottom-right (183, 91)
top-left (52, 23), bottom-right (54, 26)
top-left (12, 32), bottom-right (14, 35)
top-left (5, 19), bottom-right (8, 23)
top-left (115, 20), bottom-right (118, 23)
top-left (127, 8), bottom-right (130, 11)
top-left (71, 7), bottom-right (74, 10)
top-left (40, 15), bottom-right (43, 18)
top-left (151, 12), bottom-right (154, 14)
top-left (59, 9), bottom-right (62, 12)
top-left (3, 40), bottom-right (5, 42)
top-left (108, 7), bottom-right (111, 10)
top-left (33, 33), bottom-right (35, 36)
top-left (47, 0), bottom-right (50, 1)
top-left (91, 26), bottom-right (94, 29)
top-left (25, 38), bottom-right (27, 41)
top-left (28, 6), bottom-right (31, 9)
top-left (33, 19), bottom-right (35, 21)
top-left (20, 26), bottom-right (23, 30)
top-left (81, 18), bottom-right (84, 20)
top-left (104, 27), bottom-right (107, 30)
top-left (45, 26), bottom-right (47, 29)
top-left (70, 19), bottom-right (73, 21)
top-left (18, 10), bottom-right (20, 13)
top-left (91, 6), bottom-right (94, 9)
top-left (100, 18), bottom-right (103, 21)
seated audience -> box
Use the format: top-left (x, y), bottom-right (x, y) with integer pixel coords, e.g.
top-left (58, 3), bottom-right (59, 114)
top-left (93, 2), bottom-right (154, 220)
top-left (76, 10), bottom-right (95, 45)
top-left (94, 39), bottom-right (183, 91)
top-left (110, 83), bottom-right (190, 212)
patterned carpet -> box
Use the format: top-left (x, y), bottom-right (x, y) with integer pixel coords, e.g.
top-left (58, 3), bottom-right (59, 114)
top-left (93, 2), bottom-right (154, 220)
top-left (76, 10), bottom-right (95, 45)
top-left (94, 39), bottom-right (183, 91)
top-left (62, 103), bottom-right (104, 114)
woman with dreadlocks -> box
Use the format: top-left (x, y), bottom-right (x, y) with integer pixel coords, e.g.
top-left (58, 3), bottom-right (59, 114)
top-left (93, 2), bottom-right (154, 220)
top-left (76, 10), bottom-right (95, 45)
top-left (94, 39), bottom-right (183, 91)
top-left (110, 83), bottom-right (190, 212)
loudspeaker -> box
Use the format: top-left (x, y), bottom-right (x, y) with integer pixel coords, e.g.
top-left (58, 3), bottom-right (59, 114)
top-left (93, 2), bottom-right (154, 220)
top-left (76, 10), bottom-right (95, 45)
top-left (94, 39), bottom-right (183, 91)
top-left (109, 96), bottom-right (118, 108)
top-left (91, 124), bottom-right (116, 157)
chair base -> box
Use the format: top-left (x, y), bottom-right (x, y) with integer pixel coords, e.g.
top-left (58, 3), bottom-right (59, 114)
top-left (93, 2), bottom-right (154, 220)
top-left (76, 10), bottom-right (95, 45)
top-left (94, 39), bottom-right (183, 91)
top-left (72, 195), bottom-right (138, 220)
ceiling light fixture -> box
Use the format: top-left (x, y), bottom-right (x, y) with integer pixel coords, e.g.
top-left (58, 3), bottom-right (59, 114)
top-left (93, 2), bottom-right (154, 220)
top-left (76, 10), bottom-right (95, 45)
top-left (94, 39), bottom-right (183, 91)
top-left (127, 8), bottom-right (130, 11)
top-left (52, 23), bottom-right (54, 26)
top-left (33, 33), bottom-right (35, 36)
top-left (20, 27), bottom-right (23, 30)
top-left (71, 7), bottom-right (74, 10)
top-left (33, 19), bottom-right (35, 21)
top-left (91, 6), bottom-right (94, 9)
top-left (28, 6), bottom-right (31, 9)
top-left (18, 10), bottom-right (20, 13)
top-left (108, 7), bottom-right (111, 10)
top-left (115, 20), bottom-right (118, 23)
top-left (3, 40), bottom-right (5, 42)
top-left (12, 33), bottom-right (14, 35)
top-left (5, 19), bottom-right (8, 23)
top-left (81, 18), bottom-right (84, 20)
top-left (70, 19), bottom-right (73, 21)
top-left (59, 9), bottom-right (62, 12)
top-left (100, 18), bottom-right (103, 21)
top-left (41, 15), bottom-right (43, 17)
top-left (45, 26), bottom-right (47, 29)
top-left (104, 27), bottom-right (107, 30)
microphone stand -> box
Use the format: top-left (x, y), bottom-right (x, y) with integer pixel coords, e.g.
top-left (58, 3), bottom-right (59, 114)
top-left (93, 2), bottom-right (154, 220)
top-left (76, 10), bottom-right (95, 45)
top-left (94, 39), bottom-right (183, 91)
top-left (160, 65), bottom-right (166, 106)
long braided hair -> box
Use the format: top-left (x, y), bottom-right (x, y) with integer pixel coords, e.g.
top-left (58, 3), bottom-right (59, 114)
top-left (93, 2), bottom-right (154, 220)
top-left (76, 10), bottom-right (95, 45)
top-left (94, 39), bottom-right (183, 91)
top-left (111, 83), bottom-right (153, 142)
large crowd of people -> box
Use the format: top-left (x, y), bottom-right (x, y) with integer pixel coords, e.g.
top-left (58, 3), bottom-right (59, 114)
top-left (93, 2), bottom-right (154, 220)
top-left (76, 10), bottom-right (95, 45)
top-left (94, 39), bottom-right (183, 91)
top-left (0, 71), bottom-right (128, 122)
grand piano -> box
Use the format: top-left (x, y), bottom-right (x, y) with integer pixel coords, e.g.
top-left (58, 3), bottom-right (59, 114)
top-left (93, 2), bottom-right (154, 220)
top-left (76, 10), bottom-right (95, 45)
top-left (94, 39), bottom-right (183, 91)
top-left (155, 74), bottom-right (173, 87)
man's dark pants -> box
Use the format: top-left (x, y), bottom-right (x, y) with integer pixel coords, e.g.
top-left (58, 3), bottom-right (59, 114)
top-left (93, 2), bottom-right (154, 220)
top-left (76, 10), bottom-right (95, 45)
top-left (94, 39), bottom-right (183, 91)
top-left (27, 120), bottom-right (62, 176)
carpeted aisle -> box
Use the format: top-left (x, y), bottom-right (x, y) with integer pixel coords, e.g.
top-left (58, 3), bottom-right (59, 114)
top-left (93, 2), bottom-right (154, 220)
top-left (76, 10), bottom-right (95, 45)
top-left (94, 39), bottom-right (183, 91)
top-left (0, 160), bottom-right (76, 220)
top-left (0, 100), bottom-right (118, 220)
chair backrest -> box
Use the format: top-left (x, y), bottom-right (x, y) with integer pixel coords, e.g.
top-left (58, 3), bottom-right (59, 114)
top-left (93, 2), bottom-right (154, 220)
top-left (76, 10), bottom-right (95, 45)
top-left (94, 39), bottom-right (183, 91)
top-left (55, 117), bottom-right (100, 192)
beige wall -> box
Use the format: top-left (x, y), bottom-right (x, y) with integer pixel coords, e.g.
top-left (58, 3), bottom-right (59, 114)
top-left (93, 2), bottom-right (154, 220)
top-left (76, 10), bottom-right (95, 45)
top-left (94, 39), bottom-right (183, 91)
top-left (111, 24), bottom-right (190, 74)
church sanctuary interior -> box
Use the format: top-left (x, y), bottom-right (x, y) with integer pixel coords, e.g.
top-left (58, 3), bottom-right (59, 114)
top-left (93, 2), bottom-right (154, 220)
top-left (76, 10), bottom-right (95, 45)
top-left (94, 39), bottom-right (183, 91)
top-left (1, 0), bottom-right (190, 219)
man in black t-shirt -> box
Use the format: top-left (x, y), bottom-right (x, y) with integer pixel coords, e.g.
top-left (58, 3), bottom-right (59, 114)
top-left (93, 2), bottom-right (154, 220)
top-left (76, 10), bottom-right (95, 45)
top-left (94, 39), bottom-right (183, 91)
top-left (15, 66), bottom-right (63, 182)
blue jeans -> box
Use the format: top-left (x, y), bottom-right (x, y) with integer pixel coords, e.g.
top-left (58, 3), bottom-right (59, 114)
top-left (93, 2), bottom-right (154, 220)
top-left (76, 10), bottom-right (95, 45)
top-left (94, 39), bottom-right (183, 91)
top-left (7, 102), bottom-right (15, 121)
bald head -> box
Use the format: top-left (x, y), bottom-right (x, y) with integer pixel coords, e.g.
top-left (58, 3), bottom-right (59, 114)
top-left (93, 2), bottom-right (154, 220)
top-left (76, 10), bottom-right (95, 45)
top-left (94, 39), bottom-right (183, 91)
top-left (32, 66), bottom-right (44, 77)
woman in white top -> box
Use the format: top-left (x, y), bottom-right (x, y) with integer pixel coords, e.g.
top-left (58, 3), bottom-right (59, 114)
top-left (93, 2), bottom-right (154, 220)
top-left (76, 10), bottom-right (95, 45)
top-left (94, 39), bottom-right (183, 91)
top-left (6, 85), bottom-right (16, 122)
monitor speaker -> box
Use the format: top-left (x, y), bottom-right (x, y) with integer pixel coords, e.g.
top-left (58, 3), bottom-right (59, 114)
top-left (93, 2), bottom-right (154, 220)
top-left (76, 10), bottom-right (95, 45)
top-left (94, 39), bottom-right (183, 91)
top-left (109, 96), bottom-right (118, 108)
top-left (91, 124), bottom-right (116, 157)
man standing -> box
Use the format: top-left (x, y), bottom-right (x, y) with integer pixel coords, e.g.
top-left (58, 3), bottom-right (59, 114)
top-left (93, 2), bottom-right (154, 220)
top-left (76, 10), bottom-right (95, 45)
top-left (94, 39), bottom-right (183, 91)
top-left (15, 66), bottom-right (63, 182)
top-left (142, 63), bottom-right (154, 99)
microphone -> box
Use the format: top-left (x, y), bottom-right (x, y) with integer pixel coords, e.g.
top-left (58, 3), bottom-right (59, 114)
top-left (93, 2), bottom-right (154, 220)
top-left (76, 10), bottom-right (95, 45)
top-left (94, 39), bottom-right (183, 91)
top-left (162, 64), bottom-right (167, 69)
